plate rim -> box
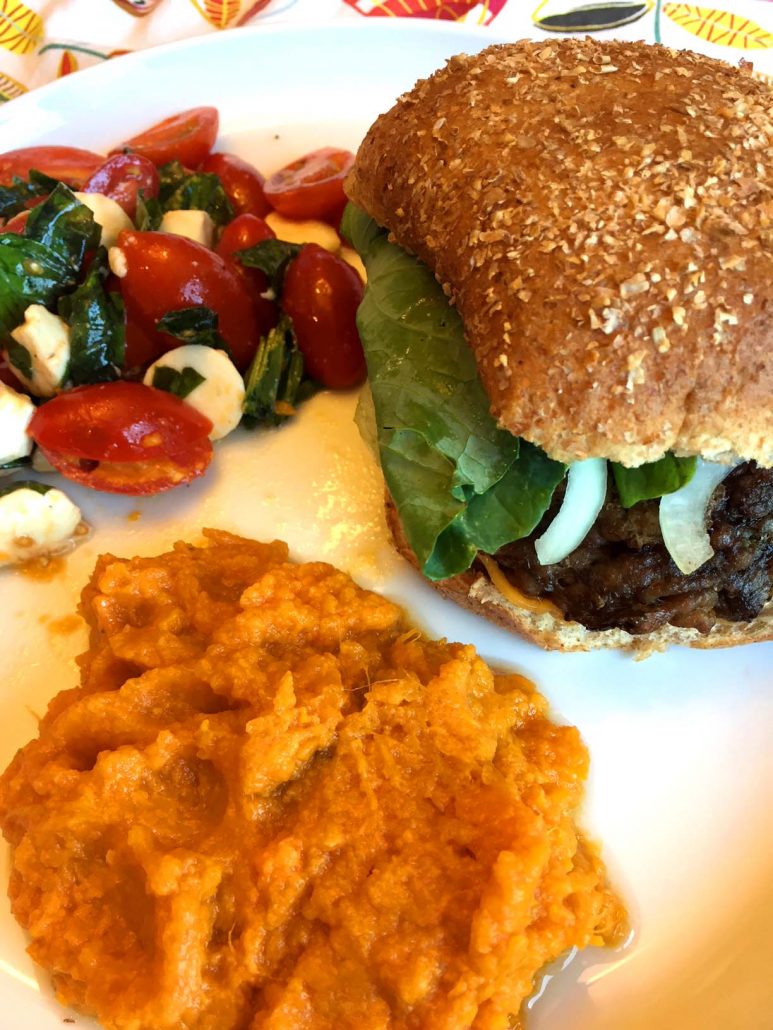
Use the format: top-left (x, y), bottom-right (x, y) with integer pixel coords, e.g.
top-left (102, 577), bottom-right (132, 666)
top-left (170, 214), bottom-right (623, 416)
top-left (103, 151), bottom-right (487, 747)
top-left (0, 19), bottom-right (509, 133)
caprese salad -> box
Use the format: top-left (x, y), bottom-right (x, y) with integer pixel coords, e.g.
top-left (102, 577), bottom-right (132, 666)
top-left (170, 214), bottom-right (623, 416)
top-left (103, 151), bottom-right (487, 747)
top-left (0, 107), bottom-right (366, 566)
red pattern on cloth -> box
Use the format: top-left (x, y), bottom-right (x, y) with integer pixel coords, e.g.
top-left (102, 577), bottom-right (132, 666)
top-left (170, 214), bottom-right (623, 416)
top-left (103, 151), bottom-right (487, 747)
top-left (342, 0), bottom-right (507, 21)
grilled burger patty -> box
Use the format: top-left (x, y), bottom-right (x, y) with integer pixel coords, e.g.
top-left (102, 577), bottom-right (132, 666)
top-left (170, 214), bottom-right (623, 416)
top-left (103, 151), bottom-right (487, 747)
top-left (495, 464), bottom-right (773, 635)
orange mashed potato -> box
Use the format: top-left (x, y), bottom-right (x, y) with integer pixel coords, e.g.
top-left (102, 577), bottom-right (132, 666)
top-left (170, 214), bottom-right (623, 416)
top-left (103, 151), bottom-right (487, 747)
top-left (0, 531), bottom-right (625, 1030)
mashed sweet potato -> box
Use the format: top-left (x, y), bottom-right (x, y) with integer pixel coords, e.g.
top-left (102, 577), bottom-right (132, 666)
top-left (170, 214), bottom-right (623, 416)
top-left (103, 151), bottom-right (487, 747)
top-left (0, 531), bottom-right (625, 1030)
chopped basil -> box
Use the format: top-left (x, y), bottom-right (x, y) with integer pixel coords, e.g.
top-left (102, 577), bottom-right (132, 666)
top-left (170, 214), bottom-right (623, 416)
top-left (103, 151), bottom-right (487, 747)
top-left (5, 338), bottom-right (32, 380)
top-left (157, 161), bottom-right (233, 227)
top-left (0, 457), bottom-right (32, 475)
top-left (152, 365), bottom-right (206, 400)
top-left (0, 479), bottom-right (51, 498)
top-left (25, 183), bottom-right (100, 271)
top-left (0, 234), bottom-right (74, 344)
top-left (156, 306), bottom-right (229, 353)
top-left (235, 239), bottom-right (301, 296)
top-left (0, 169), bottom-right (59, 222)
top-left (58, 248), bottom-right (125, 385)
top-left (134, 190), bottom-right (163, 231)
top-left (242, 315), bottom-right (311, 427)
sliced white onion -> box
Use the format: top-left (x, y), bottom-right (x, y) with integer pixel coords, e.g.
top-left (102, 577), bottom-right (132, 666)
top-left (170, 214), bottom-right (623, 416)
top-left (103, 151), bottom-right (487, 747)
top-left (659, 458), bottom-right (738, 575)
top-left (535, 458), bottom-right (607, 566)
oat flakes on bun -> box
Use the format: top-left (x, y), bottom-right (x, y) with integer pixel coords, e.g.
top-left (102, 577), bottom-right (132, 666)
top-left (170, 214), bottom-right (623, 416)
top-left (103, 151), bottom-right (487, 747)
top-left (342, 38), bottom-right (773, 654)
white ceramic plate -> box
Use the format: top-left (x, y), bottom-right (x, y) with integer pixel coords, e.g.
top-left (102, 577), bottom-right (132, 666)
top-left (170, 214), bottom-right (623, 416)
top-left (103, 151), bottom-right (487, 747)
top-left (0, 22), bottom-right (771, 1030)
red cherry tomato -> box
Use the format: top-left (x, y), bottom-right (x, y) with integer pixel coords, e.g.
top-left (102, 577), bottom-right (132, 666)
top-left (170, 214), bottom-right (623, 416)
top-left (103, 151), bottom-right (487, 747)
top-left (201, 152), bottom-right (270, 217)
top-left (263, 148), bottom-right (354, 221)
top-left (0, 146), bottom-right (104, 188)
top-left (215, 213), bottom-right (279, 337)
top-left (28, 382), bottom-right (213, 495)
top-left (110, 107), bottom-right (218, 169)
top-left (2, 210), bottom-right (29, 234)
top-left (123, 321), bottom-right (160, 375)
top-left (82, 153), bottom-right (159, 218)
top-left (282, 244), bottom-right (365, 390)
top-left (115, 230), bottom-right (262, 371)
top-left (216, 212), bottom-right (276, 255)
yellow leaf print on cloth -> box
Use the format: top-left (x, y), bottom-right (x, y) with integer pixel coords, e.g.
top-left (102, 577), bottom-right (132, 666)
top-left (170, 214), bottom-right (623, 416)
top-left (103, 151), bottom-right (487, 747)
top-left (663, 4), bottom-right (773, 49)
top-left (0, 69), bottom-right (26, 101)
top-left (189, 0), bottom-right (242, 28)
top-left (0, 0), bottom-right (44, 56)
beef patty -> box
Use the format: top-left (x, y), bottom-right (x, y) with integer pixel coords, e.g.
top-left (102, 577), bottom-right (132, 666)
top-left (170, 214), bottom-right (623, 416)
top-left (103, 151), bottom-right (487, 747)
top-left (495, 463), bottom-right (773, 635)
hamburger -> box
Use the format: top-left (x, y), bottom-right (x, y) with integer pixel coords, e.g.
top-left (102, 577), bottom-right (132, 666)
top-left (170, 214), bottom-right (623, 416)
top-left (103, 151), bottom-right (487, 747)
top-left (342, 38), bottom-right (773, 654)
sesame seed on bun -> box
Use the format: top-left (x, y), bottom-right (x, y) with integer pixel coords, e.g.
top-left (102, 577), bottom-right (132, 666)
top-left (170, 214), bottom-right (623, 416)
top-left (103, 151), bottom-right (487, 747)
top-left (346, 39), bottom-right (772, 469)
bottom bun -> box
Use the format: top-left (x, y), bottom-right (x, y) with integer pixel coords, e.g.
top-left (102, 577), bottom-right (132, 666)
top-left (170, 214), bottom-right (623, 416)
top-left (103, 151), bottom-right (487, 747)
top-left (386, 497), bottom-right (773, 657)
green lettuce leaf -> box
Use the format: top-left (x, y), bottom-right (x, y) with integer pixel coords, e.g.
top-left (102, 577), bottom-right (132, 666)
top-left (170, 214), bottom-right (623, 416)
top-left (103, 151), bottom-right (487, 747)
top-left (344, 203), bottom-right (565, 581)
top-left (612, 454), bottom-right (697, 508)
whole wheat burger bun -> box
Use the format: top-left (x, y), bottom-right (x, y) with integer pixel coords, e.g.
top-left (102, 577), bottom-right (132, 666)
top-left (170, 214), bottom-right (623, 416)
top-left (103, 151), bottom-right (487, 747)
top-left (346, 39), bottom-right (773, 469)
top-left (386, 495), bottom-right (773, 656)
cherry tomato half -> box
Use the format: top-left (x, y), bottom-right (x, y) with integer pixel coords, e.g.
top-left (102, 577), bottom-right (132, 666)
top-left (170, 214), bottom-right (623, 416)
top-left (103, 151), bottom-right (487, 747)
top-left (28, 382), bottom-right (213, 495)
top-left (215, 213), bottom-right (279, 337)
top-left (263, 148), bottom-right (354, 222)
top-left (201, 152), bottom-right (270, 217)
top-left (216, 212), bottom-right (276, 255)
top-left (115, 230), bottom-right (262, 371)
top-left (282, 244), bottom-right (365, 390)
top-left (0, 146), bottom-right (104, 188)
top-left (110, 107), bottom-right (218, 169)
top-left (83, 153), bottom-right (159, 218)
top-left (2, 210), bottom-right (29, 234)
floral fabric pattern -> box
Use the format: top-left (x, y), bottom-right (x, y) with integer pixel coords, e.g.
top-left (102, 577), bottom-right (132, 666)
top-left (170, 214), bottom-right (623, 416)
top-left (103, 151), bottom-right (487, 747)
top-left (0, 0), bottom-right (770, 102)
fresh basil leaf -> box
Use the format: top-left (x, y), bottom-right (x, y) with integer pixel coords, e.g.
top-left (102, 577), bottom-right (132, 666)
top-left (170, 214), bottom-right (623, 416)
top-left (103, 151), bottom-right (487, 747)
top-left (5, 339), bottom-right (32, 381)
top-left (28, 170), bottom-right (61, 193)
top-left (0, 479), bottom-right (51, 498)
top-left (243, 315), bottom-right (306, 427)
top-left (134, 190), bottom-right (163, 231)
top-left (0, 233), bottom-right (75, 343)
top-left (58, 248), bottom-right (125, 385)
top-left (157, 160), bottom-right (233, 227)
top-left (0, 170), bottom-right (61, 222)
top-left (612, 454), bottom-right (697, 508)
top-left (279, 348), bottom-right (305, 408)
top-left (25, 183), bottom-right (100, 270)
top-left (156, 306), bottom-right (229, 354)
top-left (157, 160), bottom-right (189, 196)
top-left (349, 202), bottom-right (566, 582)
top-left (236, 239), bottom-right (301, 295)
top-left (1, 178), bottom-right (42, 222)
top-left (0, 456), bottom-right (32, 476)
top-left (152, 365), bottom-right (205, 400)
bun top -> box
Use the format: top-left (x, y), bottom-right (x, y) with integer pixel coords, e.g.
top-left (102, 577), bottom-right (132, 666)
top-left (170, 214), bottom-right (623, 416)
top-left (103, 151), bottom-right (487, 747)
top-left (346, 39), bottom-right (773, 467)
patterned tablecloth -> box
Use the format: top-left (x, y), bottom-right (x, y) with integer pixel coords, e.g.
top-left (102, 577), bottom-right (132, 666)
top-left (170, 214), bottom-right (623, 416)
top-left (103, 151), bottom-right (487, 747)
top-left (0, 0), bottom-right (771, 103)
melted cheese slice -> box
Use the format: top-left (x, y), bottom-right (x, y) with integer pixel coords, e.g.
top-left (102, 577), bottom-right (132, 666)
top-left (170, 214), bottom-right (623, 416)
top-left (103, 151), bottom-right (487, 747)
top-left (478, 555), bottom-right (561, 618)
